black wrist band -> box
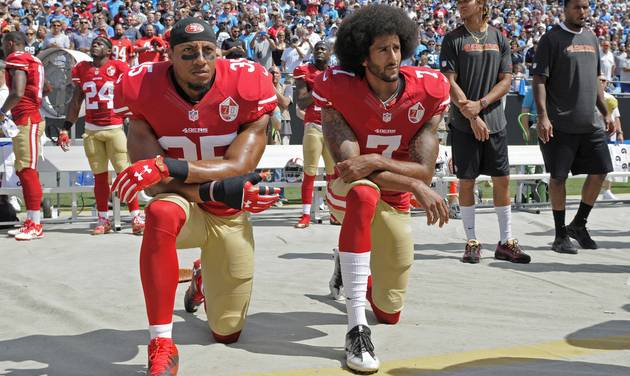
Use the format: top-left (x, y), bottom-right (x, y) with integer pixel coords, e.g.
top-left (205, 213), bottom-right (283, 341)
top-left (163, 157), bottom-right (189, 181)
top-left (62, 121), bottom-right (73, 131)
top-left (199, 181), bottom-right (213, 202)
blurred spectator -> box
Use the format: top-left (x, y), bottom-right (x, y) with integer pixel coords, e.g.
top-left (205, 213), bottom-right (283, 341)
top-left (600, 39), bottom-right (615, 82)
top-left (24, 28), bottom-right (41, 56)
top-left (250, 29), bottom-right (275, 70)
top-left (222, 25), bottom-right (247, 59)
top-left (43, 19), bottom-right (70, 49)
top-left (135, 24), bottom-right (165, 63)
top-left (70, 18), bottom-right (96, 53)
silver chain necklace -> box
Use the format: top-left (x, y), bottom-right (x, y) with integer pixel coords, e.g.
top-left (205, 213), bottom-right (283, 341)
top-left (464, 23), bottom-right (488, 44)
top-left (380, 79), bottom-right (401, 107)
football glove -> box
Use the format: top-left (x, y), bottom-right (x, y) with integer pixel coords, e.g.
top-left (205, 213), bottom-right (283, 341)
top-left (202, 172), bottom-right (280, 213)
top-left (112, 156), bottom-right (170, 202)
top-left (0, 117), bottom-right (18, 138)
top-left (57, 130), bottom-right (71, 152)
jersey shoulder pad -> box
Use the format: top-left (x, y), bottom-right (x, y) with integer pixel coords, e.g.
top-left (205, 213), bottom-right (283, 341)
top-left (221, 59), bottom-right (274, 103)
top-left (114, 61), bottom-right (164, 116)
top-left (405, 67), bottom-right (451, 115)
top-left (5, 51), bottom-right (32, 70)
top-left (71, 61), bottom-right (88, 82)
top-left (293, 64), bottom-right (307, 79)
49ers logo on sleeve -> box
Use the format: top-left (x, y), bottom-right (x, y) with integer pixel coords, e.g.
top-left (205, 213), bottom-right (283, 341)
top-left (106, 65), bottom-right (116, 77)
top-left (185, 23), bottom-right (205, 33)
top-left (219, 97), bottom-right (239, 122)
top-left (408, 102), bottom-right (425, 124)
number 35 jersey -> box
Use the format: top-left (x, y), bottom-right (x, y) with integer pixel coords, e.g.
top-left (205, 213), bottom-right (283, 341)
top-left (113, 58), bottom-right (277, 216)
top-left (312, 66), bottom-right (450, 210)
top-left (72, 60), bottom-right (129, 129)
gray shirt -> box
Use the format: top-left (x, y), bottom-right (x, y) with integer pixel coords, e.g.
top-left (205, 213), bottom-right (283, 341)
top-left (70, 31), bottom-right (96, 51)
top-left (253, 38), bottom-right (273, 70)
top-left (532, 24), bottom-right (600, 134)
top-left (43, 32), bottom-right (70, 49)
top-left (440, 25), bottom-right (512, 134)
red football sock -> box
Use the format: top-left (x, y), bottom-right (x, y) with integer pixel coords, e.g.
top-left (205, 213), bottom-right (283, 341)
top-left (301, 173), bottom-right (316, 205)
top-left (127, 196), bottom-right (140, 212)
top-left (93, 172), bottom-right (110, 212)
top-left (16, 168), bottom-right (42, 211)
top-left (339, 185), bottom-right (379, 253)
top-left (140, 200), bottom-right (186, 325)
top-left (366, 275), bottom-right (401, 324)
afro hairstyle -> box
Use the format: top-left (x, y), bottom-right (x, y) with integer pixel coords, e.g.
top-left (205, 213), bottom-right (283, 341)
top-left (334, 4), bottom-right (418, 77)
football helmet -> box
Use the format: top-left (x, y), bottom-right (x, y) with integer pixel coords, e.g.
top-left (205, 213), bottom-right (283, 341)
top-left (284, 157), bottom-right (304, 183)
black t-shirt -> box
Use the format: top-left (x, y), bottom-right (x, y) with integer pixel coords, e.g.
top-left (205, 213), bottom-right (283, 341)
top-left (221, 38), bottom-right (246, 59)
top-left (531, 24), bottom-right (600, 134)
top-left (440, 25), bottom-right (512, 134)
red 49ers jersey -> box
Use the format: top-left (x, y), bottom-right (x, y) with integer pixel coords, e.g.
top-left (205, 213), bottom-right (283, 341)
top-left (72, 60), bottom-right (129, 128)
top-left (313, 66), bottom-right (450, 211)
top-left (110, 37), bottom-right (134, 65)
top-left (293, 63), bottom-right (325, 125)
top-left (4, 51), bottom-right (44, 125)
top-left (114, 58), bottom-right (277, 216)
top-left (135, 36), bottom-right (167, 64)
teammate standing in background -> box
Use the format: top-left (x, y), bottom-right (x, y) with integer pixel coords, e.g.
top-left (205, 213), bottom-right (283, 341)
top-left (293, 41), bottom-right (336, 228)
top-left (1, 32), bottom-right (46, 241)
top-left (111, 23), bottom-right (135, 66)
top-left (440, 0), bottom-right (531, 264)
top-left (58, 37), bottom-right (144, 235)
top-left (532, 0), bottom-right (616, 254)
top-left (314, 5), bottom-right (449, 373)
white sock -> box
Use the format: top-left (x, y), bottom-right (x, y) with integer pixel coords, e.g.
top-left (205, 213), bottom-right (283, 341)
top-left (28, 210), bottom-right (41, 224)
top-left (149, 323), bottom-right (173, 339)
top-left (131, 210), bottom-right (140, 217)
top-left (495, 205), bottom-right (512, 244)
top-left (339, 251), bottom-right (370, 331)
top-left (461, 205), bottom-right (476, 240)
top-left (302, 204), bottom-right (311, 215)
top-left (98, 211), bottom-right (109, 219)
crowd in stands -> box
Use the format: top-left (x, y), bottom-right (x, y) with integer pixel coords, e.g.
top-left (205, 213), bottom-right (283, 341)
top-left (0, 0), bottom-right (626, 91)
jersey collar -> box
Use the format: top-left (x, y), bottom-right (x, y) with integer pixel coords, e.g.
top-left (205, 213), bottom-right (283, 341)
top-left (560, 22), bottom-right (583, 35)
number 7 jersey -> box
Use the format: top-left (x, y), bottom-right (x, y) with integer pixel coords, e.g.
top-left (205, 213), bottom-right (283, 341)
top-left (72, 60), bottom-right (130, 129)
top-left (312, 66), bottom-right (451, 210)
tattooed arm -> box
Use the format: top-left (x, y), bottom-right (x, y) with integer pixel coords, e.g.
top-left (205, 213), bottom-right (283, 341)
top-left (322, 107), bottom-right (448, 226)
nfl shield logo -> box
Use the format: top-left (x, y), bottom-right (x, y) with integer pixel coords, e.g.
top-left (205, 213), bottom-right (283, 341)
top-left (188, 109), bottom-right (199, 121)
top-left (219, 97), bottom-right (239, 122)
top-left (382, 112), bottom-right (392, 123)
top-left (107, 65), bottom-right (116, 77)
top-left (408, 102), bottom-right (425, 124)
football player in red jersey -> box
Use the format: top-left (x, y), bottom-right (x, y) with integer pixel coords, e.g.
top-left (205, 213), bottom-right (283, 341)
top-left (112, 18), bottom-right (279, 376)
top-left (111, 23), bottom-right (134, 66)
top-left (1, 32), bottom-right (46, 241)
top-left (135, 24), bottom-right (167, 64)
top-left (292, 41), bottom-right (336, 228)
top-left (313, 6), bottom-right (450, 373)
top-left (59, 37), bottom-right (144, 235)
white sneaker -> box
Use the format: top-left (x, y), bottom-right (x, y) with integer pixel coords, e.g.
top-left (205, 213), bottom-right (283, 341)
top-left (345, 325), bottom-right (380, 374)
top-left (8, 196), bottom-right (21, 212)
top-left (14, 221), bottom-right (44, 241)
top-left (329, 248), bottom-right (344, 300)
top-left (8, 219), bottom-right (33, 237)
top-left (602, 190), bottom-right (617, 201)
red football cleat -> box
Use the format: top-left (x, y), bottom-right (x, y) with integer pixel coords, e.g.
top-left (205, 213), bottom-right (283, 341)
top-left (184, 259), bottom-right (205, 313)
top-left (147, 337), bottom-right (179, 376)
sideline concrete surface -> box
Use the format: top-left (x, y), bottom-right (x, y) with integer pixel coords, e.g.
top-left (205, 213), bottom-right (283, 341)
top-left (1, 204), bottom-right (629, 376)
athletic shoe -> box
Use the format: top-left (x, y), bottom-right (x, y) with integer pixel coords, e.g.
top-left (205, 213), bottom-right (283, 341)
top-left (462, 239), bottom-right (481, 264)
top-left (147, 337), bottom-right (179, 376)
top-left (494, 239), bottom-right (531, 263)
top-left (8, 219), bottom-right (33, 237)
top-left (551, 236), bottom-right (578, 254)
top-left (345, 325), bottom-right (379, 374)
top-left (15, 222), bottom-right (43, 241)
top-left (184, 259), bottom-right (205, 313)
top-left (602, 190), bottom-right (618, 201)
top-left (132, 214), bottom-right (145, 235)
top-left (329, 248), bottom-right (343, 300)
top-left (566, 223), bottom-right (597, 249)
top-left (92, 217), bottom-right (112, 235)
top-left (294, 214), bottom-right (310, 228)
top-left (449, 203), bottom-right (462, 219)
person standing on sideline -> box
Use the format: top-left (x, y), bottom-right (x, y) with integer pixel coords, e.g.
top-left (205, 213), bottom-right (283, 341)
top-left (440, 0), bottom-right (531, 264)
top-left (532, 0), bottom-right (616, 254)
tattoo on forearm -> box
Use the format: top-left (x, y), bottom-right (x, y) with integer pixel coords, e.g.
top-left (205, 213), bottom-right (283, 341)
top-left (322, 107), bottom-right (360, 163)
top-left (409, 115), bottom-right (441, 177)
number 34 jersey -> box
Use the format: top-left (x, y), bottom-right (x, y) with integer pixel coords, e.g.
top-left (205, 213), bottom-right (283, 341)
top-left (312, 66), bottom-right (451, 210)
top-left (72, 60), bottom-right (130, 129)
top-left (113, 58), bottom-right (277, 215)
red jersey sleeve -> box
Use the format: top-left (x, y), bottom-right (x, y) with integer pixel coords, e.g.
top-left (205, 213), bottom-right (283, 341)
top-left (5, 52), bottom-right (31, 73)
top-left (292, 65), bottom-right (306, 80)
top-left (113, 63), bottom-right (149, 120)
top-left (312, 68), bottom-right (334, 108)
top-left (417, 68), bottom-right (451, 117)
top-left (71, 62), bottom-right (83, 86)
top-left (240, 64), bottom-right (277, 123)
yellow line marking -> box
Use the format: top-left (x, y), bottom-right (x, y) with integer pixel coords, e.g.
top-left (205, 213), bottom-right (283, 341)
top-left (239, 335), bottom-right (630, 376)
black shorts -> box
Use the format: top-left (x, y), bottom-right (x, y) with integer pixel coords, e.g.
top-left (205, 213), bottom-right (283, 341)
top-left (539, 128), bottom-right (613, 179)
top-left (448, 125), bottom-right (510, 179)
